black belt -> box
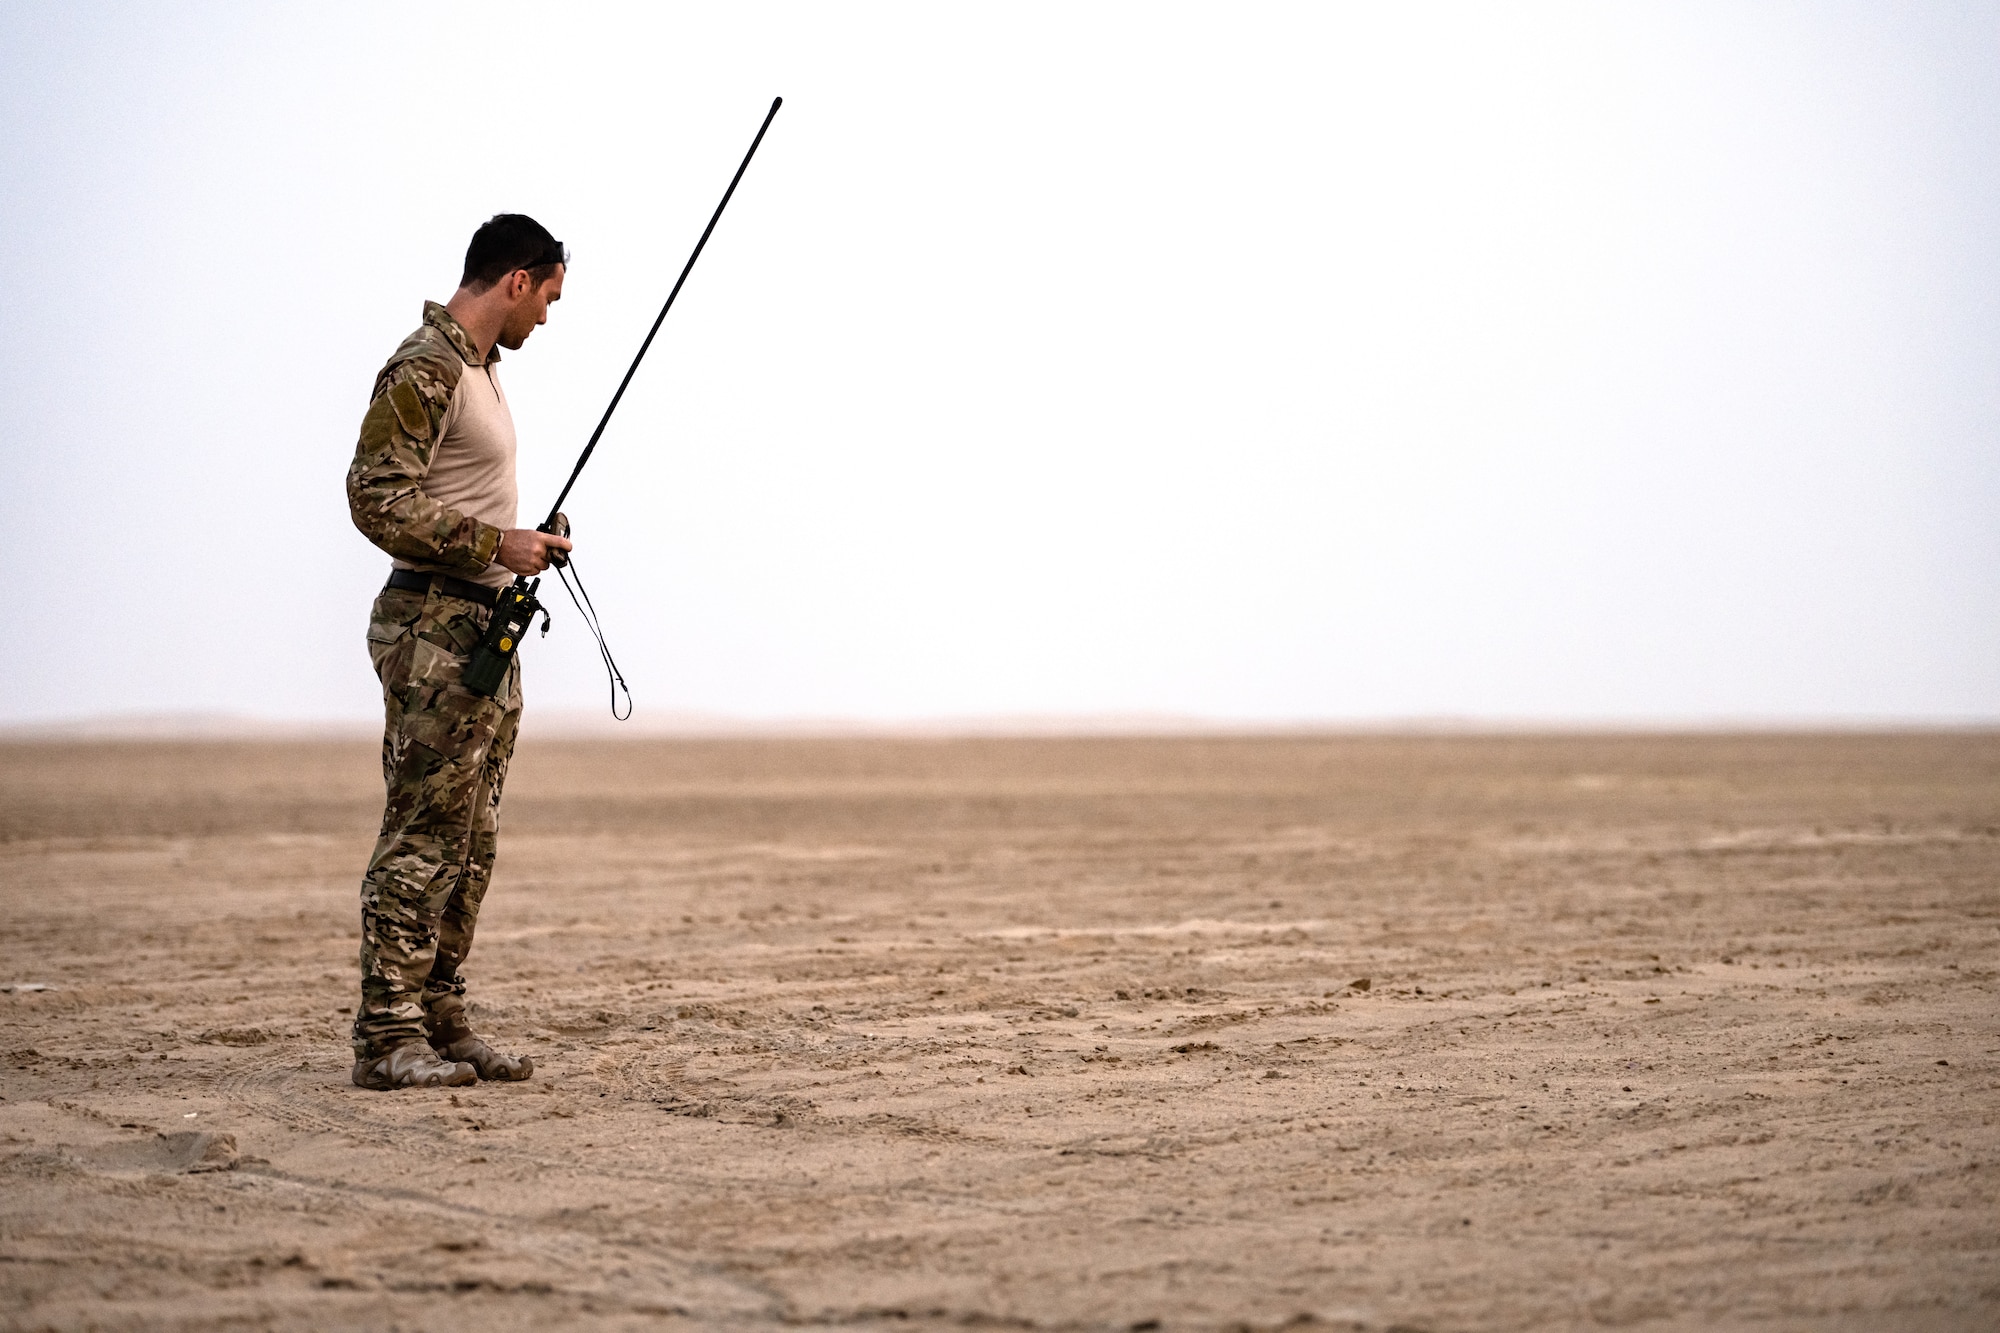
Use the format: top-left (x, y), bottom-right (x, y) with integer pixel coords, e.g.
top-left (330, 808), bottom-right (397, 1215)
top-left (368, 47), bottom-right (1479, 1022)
top-left (384, 568), bottom-right (503, 608)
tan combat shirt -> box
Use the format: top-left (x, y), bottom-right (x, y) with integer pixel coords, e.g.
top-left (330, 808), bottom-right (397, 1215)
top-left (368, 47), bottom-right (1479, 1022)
top-left (346, 302), bottom-right (517, 588)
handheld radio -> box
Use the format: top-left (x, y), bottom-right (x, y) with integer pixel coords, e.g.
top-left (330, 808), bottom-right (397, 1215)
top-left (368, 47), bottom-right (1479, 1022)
top-left (462, 514), bottom-right (567, 698)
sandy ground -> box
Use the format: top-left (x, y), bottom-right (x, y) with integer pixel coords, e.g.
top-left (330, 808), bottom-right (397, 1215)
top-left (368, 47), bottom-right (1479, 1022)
top-left (1, 733), bottom-right (1996, 1332)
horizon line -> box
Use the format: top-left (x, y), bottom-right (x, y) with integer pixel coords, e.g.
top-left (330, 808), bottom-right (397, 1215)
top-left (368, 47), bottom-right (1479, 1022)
top-left (3, 708), bottom-right (1998, 741)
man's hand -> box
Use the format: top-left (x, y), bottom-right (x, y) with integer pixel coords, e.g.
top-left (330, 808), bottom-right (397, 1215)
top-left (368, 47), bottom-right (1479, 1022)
top-left (496, 527), bottom-right (573, 576)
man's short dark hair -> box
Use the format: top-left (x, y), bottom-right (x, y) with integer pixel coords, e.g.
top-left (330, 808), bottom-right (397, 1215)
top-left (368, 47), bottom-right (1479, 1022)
top-left (461, 214), bottom-right (568, 291)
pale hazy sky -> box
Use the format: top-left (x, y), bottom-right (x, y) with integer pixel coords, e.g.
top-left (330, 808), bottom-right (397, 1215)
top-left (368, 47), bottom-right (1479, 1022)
top-left (2, 2), bottom-right (1996, 725)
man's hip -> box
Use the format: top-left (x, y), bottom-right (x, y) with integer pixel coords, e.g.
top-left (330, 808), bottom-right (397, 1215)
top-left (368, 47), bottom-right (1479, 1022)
top-left (367, 577), bottom-right (523, 737)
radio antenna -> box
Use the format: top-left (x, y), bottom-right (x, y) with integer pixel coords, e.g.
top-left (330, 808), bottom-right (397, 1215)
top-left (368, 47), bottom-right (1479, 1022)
top-left (543, 95), bottom-right (783, 526)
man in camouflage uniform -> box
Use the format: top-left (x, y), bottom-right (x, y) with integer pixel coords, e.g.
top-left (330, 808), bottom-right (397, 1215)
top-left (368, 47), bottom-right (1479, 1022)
top-left (345, 214), bottom-right (574, 1091)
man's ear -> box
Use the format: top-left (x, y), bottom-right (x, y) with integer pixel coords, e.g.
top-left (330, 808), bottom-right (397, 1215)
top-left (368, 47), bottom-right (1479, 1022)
top-left (507, 269), bottom-right (533, 300)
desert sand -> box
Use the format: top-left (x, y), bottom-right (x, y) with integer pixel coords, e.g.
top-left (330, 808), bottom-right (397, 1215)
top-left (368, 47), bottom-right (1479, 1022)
top-left (1, 732), bottom-right (1996, 1331)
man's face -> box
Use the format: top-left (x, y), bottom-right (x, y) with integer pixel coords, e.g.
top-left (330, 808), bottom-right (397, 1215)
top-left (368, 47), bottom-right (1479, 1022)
top-left (497, 265), bottom-right (564, 350)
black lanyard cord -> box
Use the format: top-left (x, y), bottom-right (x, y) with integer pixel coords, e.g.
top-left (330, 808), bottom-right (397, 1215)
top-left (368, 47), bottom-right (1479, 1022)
top-left (550, 553), bottom-right (631, 721)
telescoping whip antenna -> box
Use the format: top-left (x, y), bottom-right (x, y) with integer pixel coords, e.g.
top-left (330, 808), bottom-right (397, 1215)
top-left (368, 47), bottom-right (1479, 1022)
top-left (461, 96), bottom-right (784, 716)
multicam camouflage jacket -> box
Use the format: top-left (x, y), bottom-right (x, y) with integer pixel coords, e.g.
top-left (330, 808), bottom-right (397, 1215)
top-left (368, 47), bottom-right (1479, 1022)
top-left (345, 302), bottom-right (504, 575)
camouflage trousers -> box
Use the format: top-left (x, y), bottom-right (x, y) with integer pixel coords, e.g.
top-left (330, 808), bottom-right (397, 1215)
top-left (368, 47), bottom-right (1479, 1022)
top-left (352, 583), bottom-right (522, 1060)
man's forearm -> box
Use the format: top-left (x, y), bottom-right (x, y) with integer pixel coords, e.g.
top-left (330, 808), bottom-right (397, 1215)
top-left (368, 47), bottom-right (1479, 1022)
top-left (347, 476), bottom-right (503, 571)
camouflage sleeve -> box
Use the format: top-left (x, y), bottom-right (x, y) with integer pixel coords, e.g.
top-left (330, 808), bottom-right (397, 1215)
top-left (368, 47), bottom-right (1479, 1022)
top-left (345, 359), bottom-right (503, 574)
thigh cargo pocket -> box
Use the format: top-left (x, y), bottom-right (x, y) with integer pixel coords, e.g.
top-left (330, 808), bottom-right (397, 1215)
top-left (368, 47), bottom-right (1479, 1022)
top-left (418, 601), bottom-right (487, 658)
top-left (367, 589), bottom-right (423, 678)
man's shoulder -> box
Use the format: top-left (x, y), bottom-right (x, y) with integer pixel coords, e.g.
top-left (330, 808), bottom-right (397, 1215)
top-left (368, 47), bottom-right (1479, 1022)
top-left (374, 323), bottom-right (469, 396)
